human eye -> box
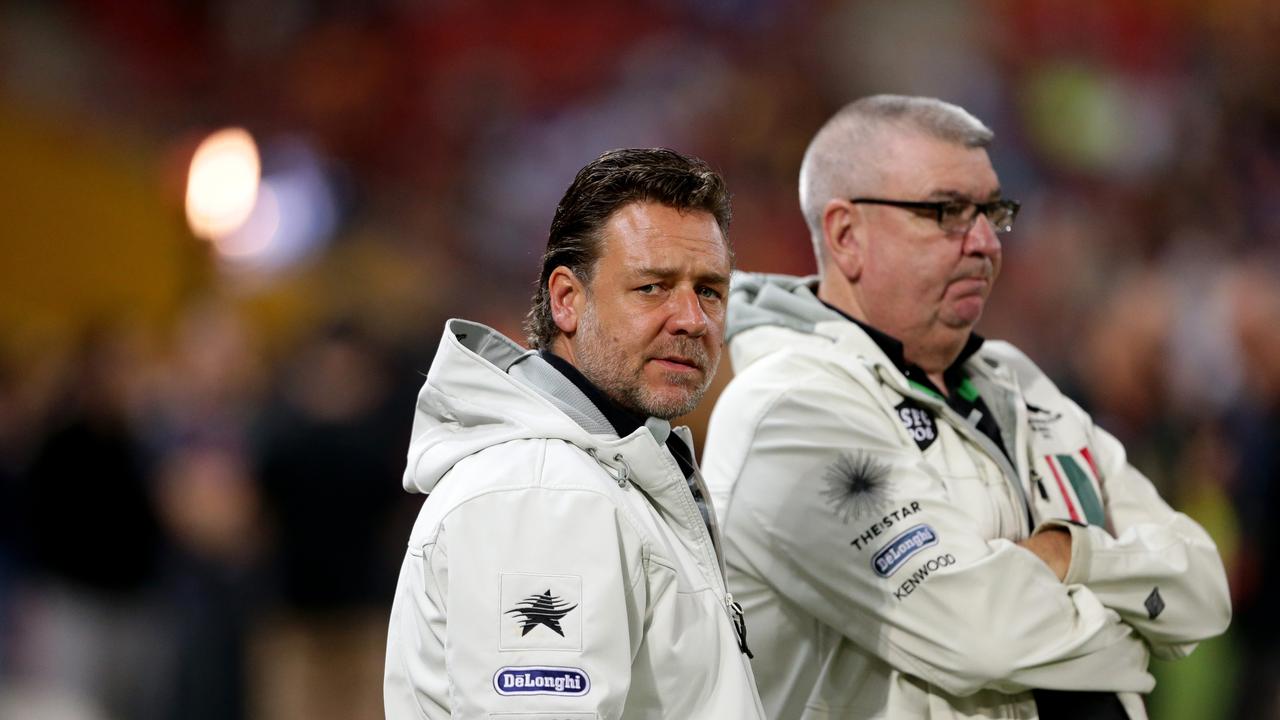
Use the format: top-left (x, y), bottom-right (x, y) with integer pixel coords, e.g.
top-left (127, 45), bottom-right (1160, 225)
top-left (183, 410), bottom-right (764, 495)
top-left (940, 201), bottom-right (973, 224)
top-left (984, 199), bottom-right (1019, 233)
top-left (697, 285), bottom-right (724, 300)
top-left (635, 283), bottom-right (660, 294)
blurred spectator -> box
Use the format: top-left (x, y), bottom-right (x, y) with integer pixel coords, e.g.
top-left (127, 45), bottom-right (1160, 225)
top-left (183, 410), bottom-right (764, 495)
top-left (0, 360), bottom-right (21, 678)
top-left (1222, 267), bottom-right (1280, 718)
top-left (1075, 272), bottom-right (1184, 493)
top-left (13, 326), bottom-right (173, 720)
top-left (251, 321), bottom-right (410, 720)
top-left (156, 446), bottom-right (259, 720)
top-left (145, 300), bottom-right (265, 720)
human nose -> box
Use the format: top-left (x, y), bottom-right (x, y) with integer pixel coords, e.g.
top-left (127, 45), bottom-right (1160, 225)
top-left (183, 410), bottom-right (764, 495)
top-left (667, 287), bottom-right (709, 337)
top-left (963, 214), bottom-right (1001, 258)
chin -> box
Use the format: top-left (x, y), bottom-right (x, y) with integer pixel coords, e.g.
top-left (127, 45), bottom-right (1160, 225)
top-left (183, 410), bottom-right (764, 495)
top-left (943, 304), bottom-right (985, 329)
top-left (641, 388), bottom-right (700, 420)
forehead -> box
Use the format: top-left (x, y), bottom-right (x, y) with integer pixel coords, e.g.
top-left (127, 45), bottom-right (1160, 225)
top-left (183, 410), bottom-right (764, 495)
top-left (876, 130), bottom-right (1000, 198)
top-left (596, 202), bottom-right (730, 273)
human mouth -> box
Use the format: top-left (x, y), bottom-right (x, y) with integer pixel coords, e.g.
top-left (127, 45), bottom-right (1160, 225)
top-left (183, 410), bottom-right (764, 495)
top-left (948, 265), bottom-right (992, 294)
top-left (949, 276), bottom-right (988, 295)
top-left (651, 356), bottom-right (702, 373)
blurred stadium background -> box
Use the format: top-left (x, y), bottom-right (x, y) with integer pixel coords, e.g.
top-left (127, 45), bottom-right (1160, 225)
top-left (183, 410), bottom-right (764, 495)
top-left (1, 1), bottom-right (1277, 718)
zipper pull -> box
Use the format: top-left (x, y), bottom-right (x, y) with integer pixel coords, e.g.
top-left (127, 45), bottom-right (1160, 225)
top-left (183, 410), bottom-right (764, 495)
top-left (726, 593), bottom-right (753, 659)
top-left (1031, 469), bottom-right (1049, 500)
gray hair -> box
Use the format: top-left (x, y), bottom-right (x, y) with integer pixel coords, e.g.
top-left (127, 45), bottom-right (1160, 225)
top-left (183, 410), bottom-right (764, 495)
top-left (798, 95), bottom-right (994, 260)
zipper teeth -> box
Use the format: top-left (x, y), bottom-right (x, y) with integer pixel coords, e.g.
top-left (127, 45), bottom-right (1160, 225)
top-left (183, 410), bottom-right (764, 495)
top-left (690, 467), bottom-right (727, 577)
top-left (652, 439), bottom-right (727, 595)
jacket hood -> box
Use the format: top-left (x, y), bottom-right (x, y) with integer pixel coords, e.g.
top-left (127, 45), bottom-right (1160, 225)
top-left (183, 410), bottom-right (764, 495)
top-left (726, 273), bottom-right (851, 373)
top-left (402, 319), bottom-right (606, 494)
top-left (726, 272), bottom-right (843, 342)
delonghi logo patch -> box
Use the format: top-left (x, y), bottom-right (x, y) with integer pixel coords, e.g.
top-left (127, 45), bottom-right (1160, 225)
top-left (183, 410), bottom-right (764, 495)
top-left (872, 524), bottom-right (938, 577)
top-left (493, 666), bottom-right (590, 696)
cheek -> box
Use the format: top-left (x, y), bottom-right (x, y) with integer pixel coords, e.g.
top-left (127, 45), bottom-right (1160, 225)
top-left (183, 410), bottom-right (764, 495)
top-left (704, 304), bottom-right (727, 336)
top-left (917, 248), bottom-right (959, 287)
top-left (617, 307), bottom-right (669, 354)
top-left (873, 243), bottom-right (928, 286)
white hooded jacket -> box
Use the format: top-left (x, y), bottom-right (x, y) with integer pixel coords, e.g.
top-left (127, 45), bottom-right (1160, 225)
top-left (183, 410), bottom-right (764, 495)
top-left (384, 319), bottom-right (765, 719)
top-left (701, 274), bottom-right (1231, 719)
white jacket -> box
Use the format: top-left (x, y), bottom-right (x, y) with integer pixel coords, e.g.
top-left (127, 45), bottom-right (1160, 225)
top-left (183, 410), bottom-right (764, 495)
top-left (701, 275), bottom-right (1231, 719)
top-left (384, 319), bottom-right (765, 719)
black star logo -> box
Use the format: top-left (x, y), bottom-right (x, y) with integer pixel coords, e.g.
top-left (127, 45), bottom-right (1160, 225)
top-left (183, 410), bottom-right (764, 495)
top-left (505, 590), bottom-right (577, 636)
top-left (821, 450), bottom-right (891, 524)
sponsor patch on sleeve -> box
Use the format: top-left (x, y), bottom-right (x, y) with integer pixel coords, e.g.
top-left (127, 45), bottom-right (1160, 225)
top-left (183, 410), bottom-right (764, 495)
top-left (493, 666), bottom-right (591, 697)
top-left (893, 552), bottom-right (956, 601)
top-left (1026, 402), bottom-right (1063, 440)
top-left (895, 400), bottom-right (937, 451)
top-left (849, 501), bottom-right (922, 551)
top-left (500, 573), bottom-right (582, 651)
top-left (821, 450), bottom-right (892, 524)
top-left (872, 524), bottom-right (938, 577)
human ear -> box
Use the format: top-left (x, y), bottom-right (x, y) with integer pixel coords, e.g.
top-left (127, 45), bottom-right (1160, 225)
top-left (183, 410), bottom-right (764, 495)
top-left (548, 266), bottom-right (585, 335)
top-left (822, 199), bottom-right (864, 280)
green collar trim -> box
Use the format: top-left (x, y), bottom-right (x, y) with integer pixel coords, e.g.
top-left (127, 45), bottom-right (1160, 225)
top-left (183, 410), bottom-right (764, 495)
top-left (955, 377), bottom-right (979, 402)
top-left (907, 376), bottom-right (979, 403)
top-left (908, 379), bottom-right (943, 400)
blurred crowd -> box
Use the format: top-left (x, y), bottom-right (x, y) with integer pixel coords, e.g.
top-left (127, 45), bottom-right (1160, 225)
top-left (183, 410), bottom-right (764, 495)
top-left (1, 1), bottom-right (1278, 718)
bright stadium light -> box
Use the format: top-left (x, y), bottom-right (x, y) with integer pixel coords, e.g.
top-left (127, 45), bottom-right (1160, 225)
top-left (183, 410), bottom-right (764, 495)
top-left (212, 182), bottom-right (280, 260)
top-left (209, 137), bottom-right (339, 273)
top-left (185, 127), bottom-right (261, 239)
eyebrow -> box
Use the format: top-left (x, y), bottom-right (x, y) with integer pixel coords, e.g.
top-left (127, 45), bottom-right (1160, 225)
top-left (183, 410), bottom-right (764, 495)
top-left (928, 188), bottom-right (1004, 202)
top-left (636, 267), bottom-right (730, 286)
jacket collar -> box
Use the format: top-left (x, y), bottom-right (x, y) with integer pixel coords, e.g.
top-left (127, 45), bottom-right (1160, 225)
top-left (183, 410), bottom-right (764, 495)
top-left (539, 350), bottom-right (648, 440)
top-left (818, 299), bottom-right (985, 395)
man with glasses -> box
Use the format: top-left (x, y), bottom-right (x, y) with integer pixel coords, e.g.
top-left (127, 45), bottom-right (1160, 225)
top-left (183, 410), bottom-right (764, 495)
top-left (701, 95), bottom-right (1229, 719)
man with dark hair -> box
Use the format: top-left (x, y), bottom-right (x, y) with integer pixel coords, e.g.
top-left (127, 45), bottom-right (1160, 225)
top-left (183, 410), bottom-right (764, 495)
top-left (384, 148), bottom-right (764, 719)
top-left (702, 96), bottom-right (1230, 719)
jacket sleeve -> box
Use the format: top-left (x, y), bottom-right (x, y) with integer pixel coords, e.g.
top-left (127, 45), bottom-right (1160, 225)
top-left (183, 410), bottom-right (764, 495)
top-left (710, 367), bottom-right (1154, 698)
top-left (424, 451), bottom-right (648, 719)
top-left (1041, 408), bottom-right (1232, 660)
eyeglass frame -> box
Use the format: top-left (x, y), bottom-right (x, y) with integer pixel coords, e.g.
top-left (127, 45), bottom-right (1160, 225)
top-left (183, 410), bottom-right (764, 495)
top-left (848, 197), bottom-right (1020, 235)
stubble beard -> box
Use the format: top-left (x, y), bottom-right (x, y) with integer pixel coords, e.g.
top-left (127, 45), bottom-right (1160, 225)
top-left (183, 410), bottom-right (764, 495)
top-left (574, 304), bottom-right (717, 420)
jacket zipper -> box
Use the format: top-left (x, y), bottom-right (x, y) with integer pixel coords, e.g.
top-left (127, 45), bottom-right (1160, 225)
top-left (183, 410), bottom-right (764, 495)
top-left (661, 431), bottom-right (754, 658)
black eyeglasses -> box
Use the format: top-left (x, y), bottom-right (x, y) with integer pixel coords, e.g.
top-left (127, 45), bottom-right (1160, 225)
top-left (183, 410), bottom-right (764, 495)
top-left (849, 197), bottom-right (1020, 235)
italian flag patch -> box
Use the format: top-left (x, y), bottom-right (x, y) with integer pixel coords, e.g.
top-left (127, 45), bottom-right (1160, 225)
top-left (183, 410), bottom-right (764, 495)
top-left (1043, 448), bottom-right (1106, 527)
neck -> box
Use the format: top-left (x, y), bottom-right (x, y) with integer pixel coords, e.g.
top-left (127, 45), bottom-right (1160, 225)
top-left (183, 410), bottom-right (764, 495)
top-left (904, 335), bottom-right (966, 381)
top-left (550, 334), bottom-right (579, 367)
top-left (816, 266), bottom-right (866, 324)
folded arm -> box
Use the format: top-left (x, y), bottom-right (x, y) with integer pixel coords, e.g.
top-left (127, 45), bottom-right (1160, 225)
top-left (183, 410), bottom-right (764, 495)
top-left (718, 373), bottom-right (1154, 698)
top-left (1045, 410), bottom-right (1231, 659)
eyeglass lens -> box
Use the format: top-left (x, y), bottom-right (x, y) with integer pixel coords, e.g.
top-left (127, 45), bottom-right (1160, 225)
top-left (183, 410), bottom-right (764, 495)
top-left (943, 202), bottom-right (1015, 234)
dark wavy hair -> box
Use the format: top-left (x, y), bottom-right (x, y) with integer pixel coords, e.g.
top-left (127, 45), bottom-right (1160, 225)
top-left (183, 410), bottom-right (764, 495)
top-left (523, 148), bottom-right (732, 349)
